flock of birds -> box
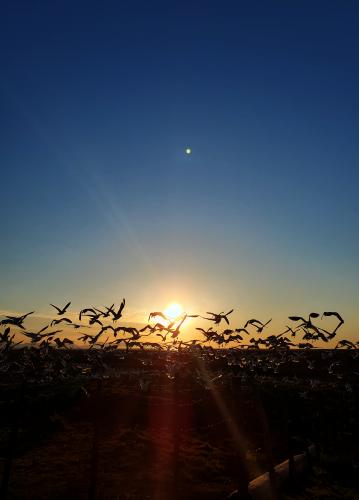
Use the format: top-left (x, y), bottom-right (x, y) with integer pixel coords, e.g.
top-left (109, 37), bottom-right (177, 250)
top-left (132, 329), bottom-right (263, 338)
top-left (1, 302), bottom-right (356, 351)
top-left (0, 300), bottom-right (358, 383)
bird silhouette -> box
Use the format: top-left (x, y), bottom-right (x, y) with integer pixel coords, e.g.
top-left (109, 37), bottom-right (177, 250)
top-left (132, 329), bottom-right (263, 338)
top-left (23, 331), bottom-right (45, 343)
top-left (169, 314), bottom-right (188, 338)
top-left (195, 327), bottom-right (213, 335)
top-left (53, 337), bottom-right (73, 348)
top-left (79, 307), bottom-right (97, 321)
top-left (117, 326), bottom-right (140, 339)
top-left (78, 333), bottom-right (95, 343)
top-left (256, 318), bottom-right (272, 333)
top-left (95, 304), bottom-right (115, 318)
top-left (288, 313), bottom-right (320, 331)
top-left (0, 311), bottom-right (34, 329)
top-left (78, 330), bottom-right (104, 346)
top-left (195, 326), bottom-right (217, 342)
top-left (97, 325), bottom-right (116, 335)
top-left (335, 339), bottom-right (356, 349)
top-left (322, 311), bottom-right (344, 337)
top-left (89, 316), bottom-right (103, 327)
top-left (139, 324), bottom-right (156, 334)
top-left (50, 302), bottom-right (71, 315)
top-left (0, 327), bottom-right (15, 345)
top-left (67, 322), bottom-right (89, 329)
top-left (244, 318), bottom-right (263, 329)
top-left (110, 299), bottom-right (126, 321)
top-left (156, 332), bottom-right (169, 342)
top-left (202, 309), bottom-right (233, 325)
top-left (278, 325), bottom-right (298, 337)
top-left (235, 327), bottom-right (249, 335)
top-left (148, 311), bottom-right (168, 322)
top-left (51, 317), bottom-right (72, 326)
top-left (227, 333), bottom-right (244, 342)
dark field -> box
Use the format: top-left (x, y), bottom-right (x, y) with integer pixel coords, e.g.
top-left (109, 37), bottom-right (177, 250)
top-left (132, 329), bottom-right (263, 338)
top-left (0, 350), bottom-right (358, 499)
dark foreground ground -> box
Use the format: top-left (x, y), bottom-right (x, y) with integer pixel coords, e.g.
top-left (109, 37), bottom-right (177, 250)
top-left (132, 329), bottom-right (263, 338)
top-left (0, 350), bottom-right (358, 499)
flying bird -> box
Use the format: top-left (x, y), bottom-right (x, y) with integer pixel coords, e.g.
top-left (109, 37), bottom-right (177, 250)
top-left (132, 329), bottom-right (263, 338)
top-left (67, 322), bottom-right (89, 329)
top-left (288, 313), bottom-right (320, 330)
top-left (51, 317), bottom-right (72, 326)
top-left (50, 302), bottom-right (71, 315)
top-left (0, 311), bottom-right (34, 329)
top-left (95, 304), bottom-right (115, 318)
top-left (227, 334), bottom-right (244, 342)
top-left (256, 318), bottom-right (272, 333)
top-left (79, 307), bottom-right (97, 321)
top-left (148, 311), bottom-right (168, 322)
top-left (156, 332), bottom-right (169, 342)
top-left (110, 299), bottom-right (126, 321)
top-left (235, 328), bottom-right (249, 335)
top-left (170, 314), bottom-right (188, 338)
top-left (278, 325), bottom-right (297, 337)
top-left (195, 327), bottom-right (213, 334)
top-left (117, 326), bottom-right (140, 339)
top-left (322, 311), bottom-right (344, 336)
top-left (53, 337), bottom-right (73, 348)
top-left (202, 309), bottom-right (234, 325)
top-left (335, 339), bottom-right (356, 349)
top-left (89, 315), bottom-right (103, 327)
top-left (244, 318), bottom-right (264, 329)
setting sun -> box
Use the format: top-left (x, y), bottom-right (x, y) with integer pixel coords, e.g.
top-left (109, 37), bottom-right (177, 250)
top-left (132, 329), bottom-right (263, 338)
top-left (164, 302), bottom-right (183, 320)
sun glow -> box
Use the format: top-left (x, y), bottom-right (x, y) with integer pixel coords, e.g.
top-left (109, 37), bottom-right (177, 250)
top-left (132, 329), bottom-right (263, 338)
top-left (164, 302), bottom-right (183, 321)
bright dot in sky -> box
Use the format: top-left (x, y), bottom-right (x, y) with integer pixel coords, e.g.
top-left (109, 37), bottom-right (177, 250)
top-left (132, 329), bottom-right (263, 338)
top-left (185, 147), bottom-right (192, 155)
top-left (164, 302), bottom-right (183, 320)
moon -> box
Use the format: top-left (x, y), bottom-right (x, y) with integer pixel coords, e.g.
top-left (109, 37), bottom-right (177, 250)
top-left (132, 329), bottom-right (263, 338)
top-left (185, 147), bottom-right (192, 155)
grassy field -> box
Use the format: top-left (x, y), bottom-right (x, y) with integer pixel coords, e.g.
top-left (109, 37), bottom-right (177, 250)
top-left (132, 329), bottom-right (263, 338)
top-left (0, 350), bottom-right (358, 499)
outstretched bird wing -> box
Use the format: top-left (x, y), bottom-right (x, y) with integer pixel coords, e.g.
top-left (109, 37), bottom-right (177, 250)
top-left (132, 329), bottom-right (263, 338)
top-left (148, 311), bottom-right (168, 322)
top-left (63, 301), bottom-right (71, 313)
top-left (50, 304), bottom-right (61, 313)
top-left (288, 316), bottom-right (307, 323)
top-left (322, 311), bottom-right (344, 323)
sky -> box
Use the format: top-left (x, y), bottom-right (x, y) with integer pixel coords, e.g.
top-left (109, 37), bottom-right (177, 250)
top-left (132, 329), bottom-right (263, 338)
top-left (1, 1), bottom-right (358, 341)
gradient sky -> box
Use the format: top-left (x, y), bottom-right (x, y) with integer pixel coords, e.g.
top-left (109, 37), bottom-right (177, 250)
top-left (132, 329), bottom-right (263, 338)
top-left (1, 1), bottom-right (358, 339)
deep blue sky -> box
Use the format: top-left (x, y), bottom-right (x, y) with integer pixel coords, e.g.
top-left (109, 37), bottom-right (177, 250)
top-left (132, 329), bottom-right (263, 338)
top-left (1, 1), bottom-right (358, 337)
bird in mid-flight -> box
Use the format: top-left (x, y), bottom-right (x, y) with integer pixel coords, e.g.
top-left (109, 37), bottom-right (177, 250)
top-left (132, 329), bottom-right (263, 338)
top-left (50, 302), bottom-right (71, 315)
top-left (202, 310), bottom-right (234, 325)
